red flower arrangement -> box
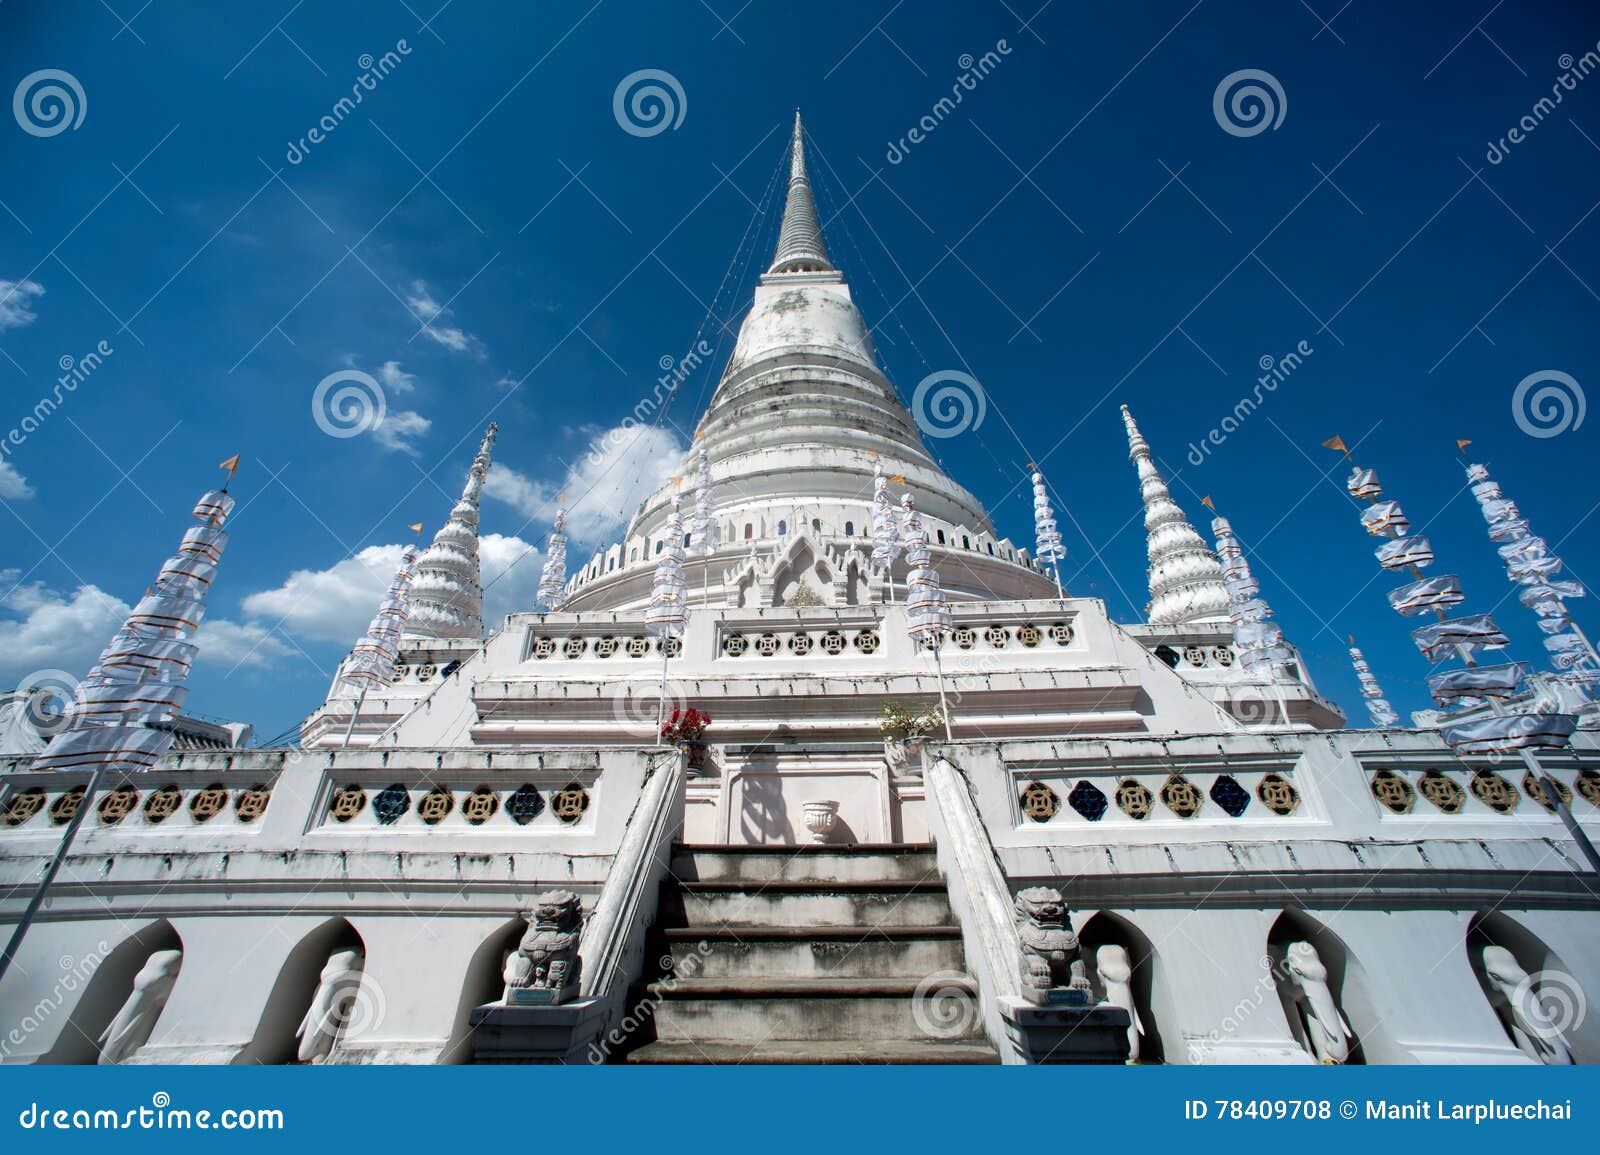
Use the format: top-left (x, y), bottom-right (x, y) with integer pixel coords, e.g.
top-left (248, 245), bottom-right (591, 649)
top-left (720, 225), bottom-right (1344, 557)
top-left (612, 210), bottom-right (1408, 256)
top-left (661, 707), bottom-right (711, 744)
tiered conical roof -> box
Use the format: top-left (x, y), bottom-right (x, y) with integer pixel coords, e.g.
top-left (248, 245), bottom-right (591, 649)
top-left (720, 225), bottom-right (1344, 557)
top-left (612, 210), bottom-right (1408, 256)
top-left (405, 423), bottom-right (497, 640)
top-left (766, 111), bottom-right (833, 277)
top-left (1121, 405), bottom-right (1229, 626)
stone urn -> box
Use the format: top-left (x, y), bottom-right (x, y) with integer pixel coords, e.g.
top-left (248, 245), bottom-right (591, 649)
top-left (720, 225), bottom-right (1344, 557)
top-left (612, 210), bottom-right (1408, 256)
top-left (801, 800), bottom-right (839, 844)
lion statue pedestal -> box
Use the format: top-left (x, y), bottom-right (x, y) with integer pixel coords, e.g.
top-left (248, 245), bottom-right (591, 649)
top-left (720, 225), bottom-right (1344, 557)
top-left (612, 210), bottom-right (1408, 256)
top-left (504, 890), bottom-right (584, 1007)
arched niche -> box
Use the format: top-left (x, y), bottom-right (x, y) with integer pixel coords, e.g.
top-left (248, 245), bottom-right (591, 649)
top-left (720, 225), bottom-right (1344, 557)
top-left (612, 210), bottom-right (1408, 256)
top-left (1468, 911), bottom-right (1593, 1063)
top-left (1078, 911), bottom-right (1164, 1063)
top-left (42, 919), bottom-right (182, 1065)
top-left (237, 917), bottom-right (364, 1065)
top-left (1266, 910), bottom-right (1371, 1065)
top-left (442, 917), bottom-right (529, 1064)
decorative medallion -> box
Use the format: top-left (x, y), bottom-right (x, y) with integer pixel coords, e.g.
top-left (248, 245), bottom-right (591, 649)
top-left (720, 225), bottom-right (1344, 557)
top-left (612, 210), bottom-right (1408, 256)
top-left (189, 784), bottom-right (229, 823)
top-left (755, 632), bottom-right (781, 656)
top-left (531, 636), bottom-right (556, 659)
top-left (1018, 780), bottom-right (1060, 822)
top-left (1067, 780), bottom-right (1109, 822)
top-left (373, 783), bottom-right (410, 825)
top-left (984, 625), bottom-right (1010, 648)
top-left (952, 627), bottom-right (977, 650)
top-left (563, 637), bottom-right (587, 659)
top-left (329, 785), bottom-right (367, 823)
top-left (3, 787), bottom-right (45, 828)
top-left (1048, 621), bottom-right (1074, 645)
top-left (1578, 770), bottom-right (1600, 809)
top-left (1209, 774), bottom-right (1250, 818)
top-left (142, 785), bottom-right (182, 824)
top-left (788, 633), bottom-right (813, 655)
top-left (1256, 773), bottom-right (1300, 816)
top-left (1161, 775), bottom-right (1203, 818)
top-left (418, 788), bottom-right (454, 825)
top-left (463, 787), bottom-right (499, 825)
top-left (722, 634), bottom-right (748, 657)
top-left (853, 630), bottom-right (880, 654)
top-left (1369, 769), bottom-right (1415, 814)
top-left (507, 784), bottom-right (544, 825)
top-left (552, 783), bottom-right (590, 824)
top-left (1470, 770), bottom-right (1518, 814)
top-left (98, 785), bottom-right (140, 825)
top-left (821, 630), bottom-right (846, 655)
top-left (1116, 779), bottom-right (1153, 820)
top-left (1418, 770), bottom-right (1465, 814)
top-left (1017, 624), bottom-right (1042, 648)
top-left (1522, 772), bottom-right (1571, 813)
top-left (627, 636), bottom-right (651, 658)
top-left (49, 786), bottom-right (86, 826)
top-left (235, 785), bottom-right (272, 823)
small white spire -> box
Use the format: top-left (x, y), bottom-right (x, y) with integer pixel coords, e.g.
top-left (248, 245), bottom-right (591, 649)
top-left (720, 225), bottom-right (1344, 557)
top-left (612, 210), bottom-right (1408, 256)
top-left (406, 423), bottom-right (498, 640)
top-left (1121, 405), bottom-right (1229, 626)
top-left (767, 110), bottom-right (833, 276)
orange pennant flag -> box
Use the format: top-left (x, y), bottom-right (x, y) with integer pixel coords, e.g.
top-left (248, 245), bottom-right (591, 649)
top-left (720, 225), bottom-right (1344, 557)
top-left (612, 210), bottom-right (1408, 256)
top-left (218, 453), bottom-right (240, 477)
top-left (1456, 438), bottom-right (1472, 454)
top-left (408, 522), bottom-right (424, 535)
top-left (1321, 435), bottom-right (1351, 460)
top-left (1200, 495), bottom-right (1215, 510)
top-left (1347, 634), bottom-right (1355, 645)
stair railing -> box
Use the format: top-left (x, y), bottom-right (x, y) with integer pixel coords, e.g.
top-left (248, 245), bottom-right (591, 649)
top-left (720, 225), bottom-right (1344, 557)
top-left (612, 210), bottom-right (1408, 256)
top-left (921, 746), bottom-right (1025, 1061)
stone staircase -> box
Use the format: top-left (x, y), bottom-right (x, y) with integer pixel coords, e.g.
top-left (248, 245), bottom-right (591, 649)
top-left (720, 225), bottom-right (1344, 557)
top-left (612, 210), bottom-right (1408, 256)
top-left (623, 843), bottom-right (998, 1064)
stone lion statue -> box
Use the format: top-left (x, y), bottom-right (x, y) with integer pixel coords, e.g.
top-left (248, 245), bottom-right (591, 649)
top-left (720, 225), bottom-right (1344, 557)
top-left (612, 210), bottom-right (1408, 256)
top-left (1014, 886), bottom-right (1091, 1001)
top-left (504, 890), bottom-right (583, 1004)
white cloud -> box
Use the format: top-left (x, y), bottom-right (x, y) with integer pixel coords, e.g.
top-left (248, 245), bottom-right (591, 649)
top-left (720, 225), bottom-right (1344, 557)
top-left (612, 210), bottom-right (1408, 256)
top-left (376, 360), bottom-right (417, 392)
top-left (0, 459), bottom-right (34, 500)
top-left (241, 545), bottom-right (407, 645)
top-left (372, 408), bottom-right (431, 455)
top-left (192, 619), bottom-right (297, 669)
top-left (484, 423), bottom-right (683, 547)
top-left (405, 280), bottom-right (482, 355)
top-left (239, 533), bottom-right (544, 644)
top-left (0, 572), bottom-right (129, 682)
top-left (0, 278), bottom-right (44, 332)
top-left (479, 533), bottom-right (543, 629)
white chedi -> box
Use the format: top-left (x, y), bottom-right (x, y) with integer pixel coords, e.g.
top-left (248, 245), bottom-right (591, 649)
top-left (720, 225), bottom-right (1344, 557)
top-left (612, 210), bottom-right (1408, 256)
top-left (1121, 406), bottom-right (1229, 625)
top-left (899, 493), bottom-right (950, 646)
top-left (537, 508), bottom-right (569, 611)
top-left (646, 495), bottom-right (688, 639)
top-left (407, 423), bottom-right (497, 639)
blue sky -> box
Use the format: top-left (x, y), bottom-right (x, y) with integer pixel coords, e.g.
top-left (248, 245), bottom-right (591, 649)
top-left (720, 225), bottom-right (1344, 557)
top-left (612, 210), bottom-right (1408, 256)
top-left (1, 0), bottom-right (1597, 742)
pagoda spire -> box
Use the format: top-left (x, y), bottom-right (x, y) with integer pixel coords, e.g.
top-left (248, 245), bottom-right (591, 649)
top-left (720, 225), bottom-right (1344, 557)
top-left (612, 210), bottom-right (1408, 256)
top-left (1121, 405), bottom-right (1229, 626)
top-left (765, 110), bottom-right (834, 276)
top-left (405, 422), bottom-right (498, 640)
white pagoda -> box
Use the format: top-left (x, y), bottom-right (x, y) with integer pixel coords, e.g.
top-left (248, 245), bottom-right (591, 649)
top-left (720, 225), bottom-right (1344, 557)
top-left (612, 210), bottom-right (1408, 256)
top-left (1, 113), bottom-right (1596, 1070)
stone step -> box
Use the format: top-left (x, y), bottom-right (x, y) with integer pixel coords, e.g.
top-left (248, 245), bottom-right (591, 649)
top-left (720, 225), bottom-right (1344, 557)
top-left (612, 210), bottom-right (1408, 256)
top-left (671, 882), bottom-right (954, 930)
top-left (664, 925), bottom-right (966, 980)
top-left (672, 843), bottom-right (938, 886)
top-left (647, 976), bottom-right (983, 1043)
top-left (625, 1038), bottom-right (999, 1065)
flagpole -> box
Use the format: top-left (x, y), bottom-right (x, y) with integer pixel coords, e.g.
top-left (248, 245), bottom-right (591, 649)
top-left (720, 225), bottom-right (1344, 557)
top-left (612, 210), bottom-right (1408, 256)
top-left (931, 639), bottom-right (953, 742)
top-left (1328, 438), bottom-right (1600, 874)
top-left (2, 453), bottom-right (242, 986)
top-left (0, 766), bottom-right (104, 985)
